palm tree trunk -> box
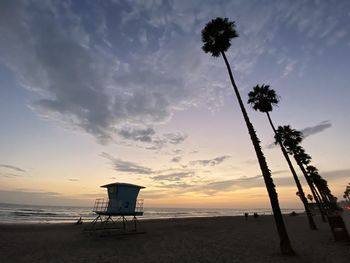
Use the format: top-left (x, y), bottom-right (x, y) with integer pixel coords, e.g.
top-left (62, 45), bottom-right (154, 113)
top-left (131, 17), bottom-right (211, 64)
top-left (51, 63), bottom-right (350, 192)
top-left (266, 112), bottom-right (317, 230)
top-left (313, 182), bottom-right (328, 204)
top-left (220, 51), bottom-right (295, 256)
top-left (293, 155), bottom-right (327, 221)
top-left (311, 183), bottom-right (328, 220)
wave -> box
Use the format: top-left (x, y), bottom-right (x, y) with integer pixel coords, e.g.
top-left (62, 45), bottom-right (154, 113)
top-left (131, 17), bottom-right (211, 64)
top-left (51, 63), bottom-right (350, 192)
top-left (0, 203), bottom-right (305, 224)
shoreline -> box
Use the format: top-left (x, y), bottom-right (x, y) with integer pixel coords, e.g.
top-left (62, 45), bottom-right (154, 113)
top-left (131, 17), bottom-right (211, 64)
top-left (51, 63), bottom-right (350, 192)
top-left (1, 214), bottom-right (349, 263)
top-left (0, 202), bottom-right (307, 224)
top-left (0, 212), bottom-right (308, 226)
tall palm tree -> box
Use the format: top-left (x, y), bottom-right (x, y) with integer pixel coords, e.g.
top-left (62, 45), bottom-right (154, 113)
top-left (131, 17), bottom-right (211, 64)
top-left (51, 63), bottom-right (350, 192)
top-left (248, 84), bottom-right (317, 230)
top-left (307, 165), bottom-right (338, 209)
top-left (306, 166), bottom-right (327, 203)
top-left (202, 17), bottom-right (295, 255)
top-left (294, 147), bottom-right (333, 212)
top-left (275, 126), bottom-right (326, 221)
top-left (344, 184), bottom-right (350, 202)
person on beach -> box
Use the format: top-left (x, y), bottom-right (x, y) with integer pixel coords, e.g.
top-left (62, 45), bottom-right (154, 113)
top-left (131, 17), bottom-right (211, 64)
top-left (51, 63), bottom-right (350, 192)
top-left (290, 211), bottom-right (298, 216)
top-left (244, 213), bottom-right (249, 220)
top-left (76, 217), bottom-right (83, 225)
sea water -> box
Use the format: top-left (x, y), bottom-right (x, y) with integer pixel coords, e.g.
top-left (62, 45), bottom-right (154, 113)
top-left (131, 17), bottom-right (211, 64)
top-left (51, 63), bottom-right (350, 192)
top-left (0, 203), bottom-right (304, 224)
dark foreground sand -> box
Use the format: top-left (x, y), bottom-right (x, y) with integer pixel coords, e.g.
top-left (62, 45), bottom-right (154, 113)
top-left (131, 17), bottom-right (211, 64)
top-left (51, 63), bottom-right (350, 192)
top-left (0, 214), bottom-right (349, 263)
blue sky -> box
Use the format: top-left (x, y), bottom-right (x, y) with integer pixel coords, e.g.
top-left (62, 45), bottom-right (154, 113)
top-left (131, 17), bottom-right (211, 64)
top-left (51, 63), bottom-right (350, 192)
top-left (0, 0), bottom-right (349, 207)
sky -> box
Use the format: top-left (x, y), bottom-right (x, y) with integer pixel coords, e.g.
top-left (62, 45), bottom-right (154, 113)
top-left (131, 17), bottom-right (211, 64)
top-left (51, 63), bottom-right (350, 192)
top-left (0, 0), bottom-right (349, 208)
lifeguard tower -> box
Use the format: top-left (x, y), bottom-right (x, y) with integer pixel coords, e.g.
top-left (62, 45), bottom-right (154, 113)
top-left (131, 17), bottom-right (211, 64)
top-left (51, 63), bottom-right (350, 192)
top-left (87, 182), bottom-right (145, 232)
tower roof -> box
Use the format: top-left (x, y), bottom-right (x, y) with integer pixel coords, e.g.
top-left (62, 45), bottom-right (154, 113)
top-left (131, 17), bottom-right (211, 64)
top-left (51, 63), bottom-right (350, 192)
top-left (100, 182), bottom-right (145, 189)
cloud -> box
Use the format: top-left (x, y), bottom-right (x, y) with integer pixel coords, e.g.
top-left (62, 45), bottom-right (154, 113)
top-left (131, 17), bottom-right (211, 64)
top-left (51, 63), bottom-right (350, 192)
top-left (320, 168), bottom-right (350, 181)
top-left (156, 182), bottom-right (194, 189)
top-left (282, 59), bottom-right (297, 77)
top-left (272, 170), bottom-right (289, 175)
top-left (202, 175), bottom-right (263, 194)
top-left (0, 0), bottom-right (220, 143)
top-left (145, 132), bottom-right (187, 150)
top-left (244, 159), bottom-right (258, 165)
top-left (0, 189), bottom-right (90, 206)
top-left (198, 173), bottom-right (301, 195)
top-left (152, 171), bottom-right (194, 182)
top-left (101, 152), bottom-right (153, 174)
top-left (0, 164), bottom-right (26, 173)
top-left (117, 126), bottom-right (155, 143)
top-left (301, 120), bottom-right (332, 138)
top-left (281, 0), bottom-right (349, 46)
top-left (0, 0), bottom-right (348, 145)
top-left (68, 178), bottom-right (79, 182)
top-left (137, 190), bottom-right (169, 199)
top-left (1, 173), bottom-right (22, 178)
top-left (170, 156), bottom-right (182, 163)
top-left (189, 155), bottom-right (231, 166)
top-left (265, 120), bottom-right (332, 149)
top-left (163, 133), bottom-right (187, 144)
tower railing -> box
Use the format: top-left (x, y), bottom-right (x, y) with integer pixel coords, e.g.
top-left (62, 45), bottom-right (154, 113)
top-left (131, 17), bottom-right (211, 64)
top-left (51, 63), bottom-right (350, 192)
top-left (136, 199), bottom-right (144, 213)
top-left (92, 198), bottom-right (108, 213)
top-left (92, 198), bottom-right (144, 214)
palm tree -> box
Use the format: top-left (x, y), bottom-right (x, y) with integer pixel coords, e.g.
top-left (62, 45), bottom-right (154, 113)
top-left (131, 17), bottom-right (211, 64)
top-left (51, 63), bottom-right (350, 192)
top-left (294, 148), bottom-right (338, 212)
top-left (306, 166), bottom-right (327, 203)
top-left (307, 165), bottom-right (338, 210)
top-left (275, 126), bottom-right (326, 221)
top-left (344, 184), bottom-right (350, 202)
top-left (202, 17), bottom-right (295, 255)
top-left (248, 84), bottom-right (317, 230)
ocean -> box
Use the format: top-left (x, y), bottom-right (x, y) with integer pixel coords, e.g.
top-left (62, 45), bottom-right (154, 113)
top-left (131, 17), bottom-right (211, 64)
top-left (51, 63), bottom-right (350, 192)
top-left (0, 203), bottom-right (304, 224)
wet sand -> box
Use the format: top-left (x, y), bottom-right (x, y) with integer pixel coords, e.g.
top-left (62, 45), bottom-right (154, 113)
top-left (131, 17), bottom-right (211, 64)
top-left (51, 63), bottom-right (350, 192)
top-left (0, 214), bottom-right (349, 263)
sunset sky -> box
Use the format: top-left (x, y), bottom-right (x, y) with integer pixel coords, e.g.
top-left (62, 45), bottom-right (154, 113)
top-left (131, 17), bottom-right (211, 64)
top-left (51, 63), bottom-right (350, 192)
top-left (0, 0), bottom-right (349, 208)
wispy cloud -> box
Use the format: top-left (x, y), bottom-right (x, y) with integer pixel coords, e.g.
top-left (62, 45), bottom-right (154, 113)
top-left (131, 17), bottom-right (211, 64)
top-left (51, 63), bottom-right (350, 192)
top-left (152, 171), bottom-right (194, 182)
top-left (1, 173), bottom-right (22, 178)
top-left (0, 1), bottom-right (221, 143)
top-left (0, 164), bottom-right (25, 173)
top-left (101, 152), bottom-right (153, 174)
top-left (145, 132), bottom-right (187, 151)
top-left (163, 133), bottom-right (187, 145)
top-left (68, 178), bottom-right (79, 182)
top-left (0, 0), bottom-right (348, 146)
top-left (265, 120), bottom-right (332, 149)
top-left (319, 168), bottom-right (350, 181)
top-left (117, 126), bottom-right (155, 143)
top-left (244, 159), bottom-right (258, 165)
top-left (201, 175), bottom-right (263, 194)
top-left (301, 120), bottom-right (332, 138)
top-left (0, 189), bottom-right (90, 206)
top-left (170, 156), bottom-right (182, 163)
top-left (189, 155), bottom-right (231, 167)
top-left (116, 125), bottom-right (187, 150)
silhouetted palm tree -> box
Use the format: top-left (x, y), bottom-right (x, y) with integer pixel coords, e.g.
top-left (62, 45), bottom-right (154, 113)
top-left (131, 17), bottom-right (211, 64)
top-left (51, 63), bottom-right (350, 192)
top-left (307, 165), bottom-right (338, 210)
top-left (248, 84), bottom-right (316, 230)
top-left (344, 184), bottom-right (350, 202)
top-left (306, 166), bottom-right (326, 203)
top-left (202, 18), bottom-right (295, 255)
top-left (275, 126), bottom-right (326, 221)
top-left (297, 151), bottom-right (332, 219)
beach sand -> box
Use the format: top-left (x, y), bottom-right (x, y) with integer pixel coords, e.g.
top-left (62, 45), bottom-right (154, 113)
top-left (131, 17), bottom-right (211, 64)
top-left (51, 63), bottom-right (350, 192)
top-left (0, 213), bottom-right (349, 263)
